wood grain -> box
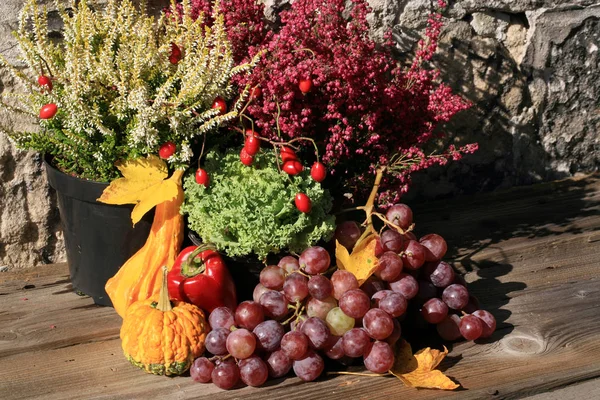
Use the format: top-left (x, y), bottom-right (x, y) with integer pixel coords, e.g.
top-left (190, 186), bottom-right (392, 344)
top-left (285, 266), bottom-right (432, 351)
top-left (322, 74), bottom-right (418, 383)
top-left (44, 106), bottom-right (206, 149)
top-left (1, 175), bottom-right (600, 400)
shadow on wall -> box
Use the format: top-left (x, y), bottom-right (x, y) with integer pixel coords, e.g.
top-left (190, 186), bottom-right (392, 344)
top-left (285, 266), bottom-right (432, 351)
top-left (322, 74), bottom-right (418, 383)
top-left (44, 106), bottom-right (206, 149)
top-left (399, 7), bottom-right (600, 202)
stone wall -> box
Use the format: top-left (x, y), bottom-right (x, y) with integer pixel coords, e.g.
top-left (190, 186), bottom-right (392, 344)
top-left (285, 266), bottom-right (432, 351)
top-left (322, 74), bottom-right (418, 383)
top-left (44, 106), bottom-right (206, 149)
top-left (0, 0), bottom-right (598, 269)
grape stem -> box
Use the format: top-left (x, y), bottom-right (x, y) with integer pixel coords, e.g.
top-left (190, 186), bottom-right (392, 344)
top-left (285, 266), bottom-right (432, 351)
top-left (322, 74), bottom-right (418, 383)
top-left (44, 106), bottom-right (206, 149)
top-left (353, 167), bottom-right (386, 248)
top-left (208, 353), bottom-right (233, 363)
top-left (282, 301), bottom-right (305, 325)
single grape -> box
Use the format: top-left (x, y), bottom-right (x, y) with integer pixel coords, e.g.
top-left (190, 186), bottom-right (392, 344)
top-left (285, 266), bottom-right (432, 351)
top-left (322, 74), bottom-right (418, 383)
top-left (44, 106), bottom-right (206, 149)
top-left (363, 341), bottom-right (395, 373)
top-left (308, 275), bottom-right (333, 300)
top-left (388, 273), bottom-right (419, 300)
top-left (401, 240), bottom-right (426, 270)
top-left (419, 233), bottom-right (448, 261)
top-left (253, 283), bottom-right (270, 303)
top-left (299, 246), bottom-right (331, 275)
top-left (375, 238), bottom-right (384, 257)
top-left (205, 327), bottom-right (229, 355)
top-left (266, 349), bottom-right (293, 378)
top-left (371, 290), bottom-right (394, 307)
top-left (363, 309), bottom-right (394, 340)
top-left (421, 298), bottom-right (449, 324)
top-left (259, 290), bottom-right (289, 319)
top-left (324, 335), bottom-right (345, 360)
top-left (211, 359), bottom-right (240, 390)
top-left (473, 310), bottom-right (496, 338)
top-left (306, 296), bottom-right (338, 320)
top-left (293, 350), bottom-right (325, 381)
top-left (362, 276), bottom-right (386, 297)
top-left (403, 231), bottom-right (417, 241)
top-left (301, 317), bottom-right (331, 349)
top-left (190, 357), bottom-right (214, 383)
top-left (278, 255), bottom-right (300, 274)
top-left (335, 221), bottom-right (362, 250)
top-left (460, 314), bottom-right (484, 341)
top-left (375, 251), bottom-right (403, 282)
top-left (385, 319), bottom-right (402, 346)
top-left (253, 320), bottom-right (285, 353)
top-left (331, 270), bottom-right (359, 299)
top-left (463, 295), bottom-right (480, 314)
top-left (385, 204), bottom-right (413, 230)
top-left (280, 330), bottom-right (309, 360)
top-left (442, 284), bottom-right (470, 310)
top-left (380, 229), bottom-right (404, 253)
top-left (290, 314), bottom-right (307, 331)
top-left (416, 280), bottom-right (438, 303)
top-left (423, 261), bottom-right (455, 288)
top-left (238, 356), bottom-right (269, 387)
top-left (284, 272), bottom-right (310, 302)
top-left (325, 307), bottom-right (355, 336)
top-left (260, 265), bottom-right (286, 290)
top-left (235, 301), bottom-right (265, 331)
top-left (209, 307), bottom-right (235, 330)
top-left (339, 289), bottom-right (371, 319)
top-left (226, 328), bottom-right (256, 360)
top-left (436, 314), bottom-right (462, 341)
top-left (342, 328), bottom-right (371, 358)
top-left (378, 292), bottom-right (408, 318)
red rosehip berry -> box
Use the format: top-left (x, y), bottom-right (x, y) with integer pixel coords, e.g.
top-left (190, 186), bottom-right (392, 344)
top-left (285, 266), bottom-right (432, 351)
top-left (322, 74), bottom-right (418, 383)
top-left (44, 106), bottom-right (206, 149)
top-left (212, 97), bottom-right (227, 115)
top-left (169, 43), bottom-right (182, 64)
top-left (39, 103), bottom-right (58, 119)
top-left (250, 86), bottom-right (261, 98)
top-left (282, 160), bottom-right (303, 175)
top-left (240, 148), bottom-right (254, 166)
top-left (299, 78), bottom-right (313, 94)
top-left (38, 75), bottom-right (52, 92)
top-left (195, 168), bottom-right (210, 187)
top-left (280, 146), bottom-right (298, 163)
top-left (310, 161), bottom-right (327, 182)
top-left (244, 130), bottom-right (261, 156)
top-left (158, 141), bottom-right (176, 159)
top-left (295, 193), bottom-right (312, 213)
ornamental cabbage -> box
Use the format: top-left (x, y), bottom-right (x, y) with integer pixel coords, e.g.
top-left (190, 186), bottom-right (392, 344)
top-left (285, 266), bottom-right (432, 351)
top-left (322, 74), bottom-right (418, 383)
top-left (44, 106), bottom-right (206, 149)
top-left (182, 149), bottom-right (335, 259)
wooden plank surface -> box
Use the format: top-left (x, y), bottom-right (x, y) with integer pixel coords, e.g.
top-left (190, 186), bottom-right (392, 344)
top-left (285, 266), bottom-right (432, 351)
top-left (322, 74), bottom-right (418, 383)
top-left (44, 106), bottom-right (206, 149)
top-left (1, 175), bottom-right (600, 400)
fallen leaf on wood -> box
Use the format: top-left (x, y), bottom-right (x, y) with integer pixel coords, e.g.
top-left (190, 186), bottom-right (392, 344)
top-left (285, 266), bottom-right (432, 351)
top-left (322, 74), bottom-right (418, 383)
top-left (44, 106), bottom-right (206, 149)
top-left (97, 155), bottom-right (179, 225)
top-left (389, 339), bottom-right (459, 390)
top-left (335, 234), bottom-right (379, 285)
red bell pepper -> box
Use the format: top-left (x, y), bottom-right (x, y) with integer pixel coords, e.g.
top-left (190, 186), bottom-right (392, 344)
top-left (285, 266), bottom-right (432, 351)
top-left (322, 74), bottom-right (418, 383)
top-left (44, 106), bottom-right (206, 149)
top-left (167, 245), bottom-right (237, 312)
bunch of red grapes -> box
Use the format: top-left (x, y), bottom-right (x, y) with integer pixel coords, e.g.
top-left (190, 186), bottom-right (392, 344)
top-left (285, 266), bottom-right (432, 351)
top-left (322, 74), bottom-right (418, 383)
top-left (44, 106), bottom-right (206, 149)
top-left (190, 203), bottom-right (496, 389)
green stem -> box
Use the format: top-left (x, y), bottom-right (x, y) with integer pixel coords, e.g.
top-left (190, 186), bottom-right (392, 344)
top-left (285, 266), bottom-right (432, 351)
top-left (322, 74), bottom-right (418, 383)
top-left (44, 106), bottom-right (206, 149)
top-left (181, 244), bottom-right (216, 278)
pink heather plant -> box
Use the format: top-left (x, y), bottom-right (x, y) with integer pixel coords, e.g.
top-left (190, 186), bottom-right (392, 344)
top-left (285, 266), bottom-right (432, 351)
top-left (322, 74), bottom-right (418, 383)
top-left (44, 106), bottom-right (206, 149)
top-left (181, 0), bottom-right (476, 206)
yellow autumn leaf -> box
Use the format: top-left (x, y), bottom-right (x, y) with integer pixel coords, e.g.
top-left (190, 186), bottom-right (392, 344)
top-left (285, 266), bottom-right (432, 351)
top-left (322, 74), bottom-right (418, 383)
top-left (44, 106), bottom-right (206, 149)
top-left (97, 155), bottom-right (180, 225)
top-left (335, 234), bottom-right (379, 285)
top-left (389, 339), bottom-right (459, 390)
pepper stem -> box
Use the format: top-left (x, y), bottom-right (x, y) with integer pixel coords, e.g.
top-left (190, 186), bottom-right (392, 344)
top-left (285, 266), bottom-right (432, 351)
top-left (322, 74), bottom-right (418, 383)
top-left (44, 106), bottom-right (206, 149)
top-left (157, 266), bottom-right (172, 312)
top-left (181, 243), bottom-right (217, 278)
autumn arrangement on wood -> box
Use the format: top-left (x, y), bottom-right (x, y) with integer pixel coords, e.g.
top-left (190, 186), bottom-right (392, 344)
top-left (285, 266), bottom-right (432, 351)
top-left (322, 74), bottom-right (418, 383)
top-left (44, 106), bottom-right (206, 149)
top-left (0, 0), bottom-right (497, 392)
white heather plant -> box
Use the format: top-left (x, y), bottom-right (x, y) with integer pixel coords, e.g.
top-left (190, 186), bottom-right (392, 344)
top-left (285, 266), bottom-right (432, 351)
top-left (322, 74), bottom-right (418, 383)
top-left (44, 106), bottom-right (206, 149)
top-left (0, 0), bottom-right (260, 181)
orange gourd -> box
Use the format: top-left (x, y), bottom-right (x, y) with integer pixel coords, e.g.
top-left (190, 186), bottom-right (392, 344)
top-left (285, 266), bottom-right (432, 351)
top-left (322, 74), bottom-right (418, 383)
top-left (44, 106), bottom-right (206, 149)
top-left (105, 170), bottom-right (184, 318)
top-left (121, 267), bottom-right (208, 375)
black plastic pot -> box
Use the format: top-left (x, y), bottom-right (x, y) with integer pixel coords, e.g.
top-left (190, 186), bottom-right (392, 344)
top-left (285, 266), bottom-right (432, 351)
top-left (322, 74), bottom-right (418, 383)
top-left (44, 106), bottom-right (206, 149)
top-left (44, 158), bottom-right (153, 306)
top-left (221, 255), bottom-right (264, 302)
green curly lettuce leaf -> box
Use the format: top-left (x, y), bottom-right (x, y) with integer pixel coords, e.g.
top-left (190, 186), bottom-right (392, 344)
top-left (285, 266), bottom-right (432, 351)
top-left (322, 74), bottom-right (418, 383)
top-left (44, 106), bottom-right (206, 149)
top-left (182, 149), bottom-right (335, 258)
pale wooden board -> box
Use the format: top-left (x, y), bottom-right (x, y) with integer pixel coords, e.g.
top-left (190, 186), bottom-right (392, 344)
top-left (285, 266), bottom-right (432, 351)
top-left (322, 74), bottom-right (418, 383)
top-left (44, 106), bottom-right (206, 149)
top-left (522, 378), bottom-right (600, 400)
top-left (1, 175), bottom-right (600, 399)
